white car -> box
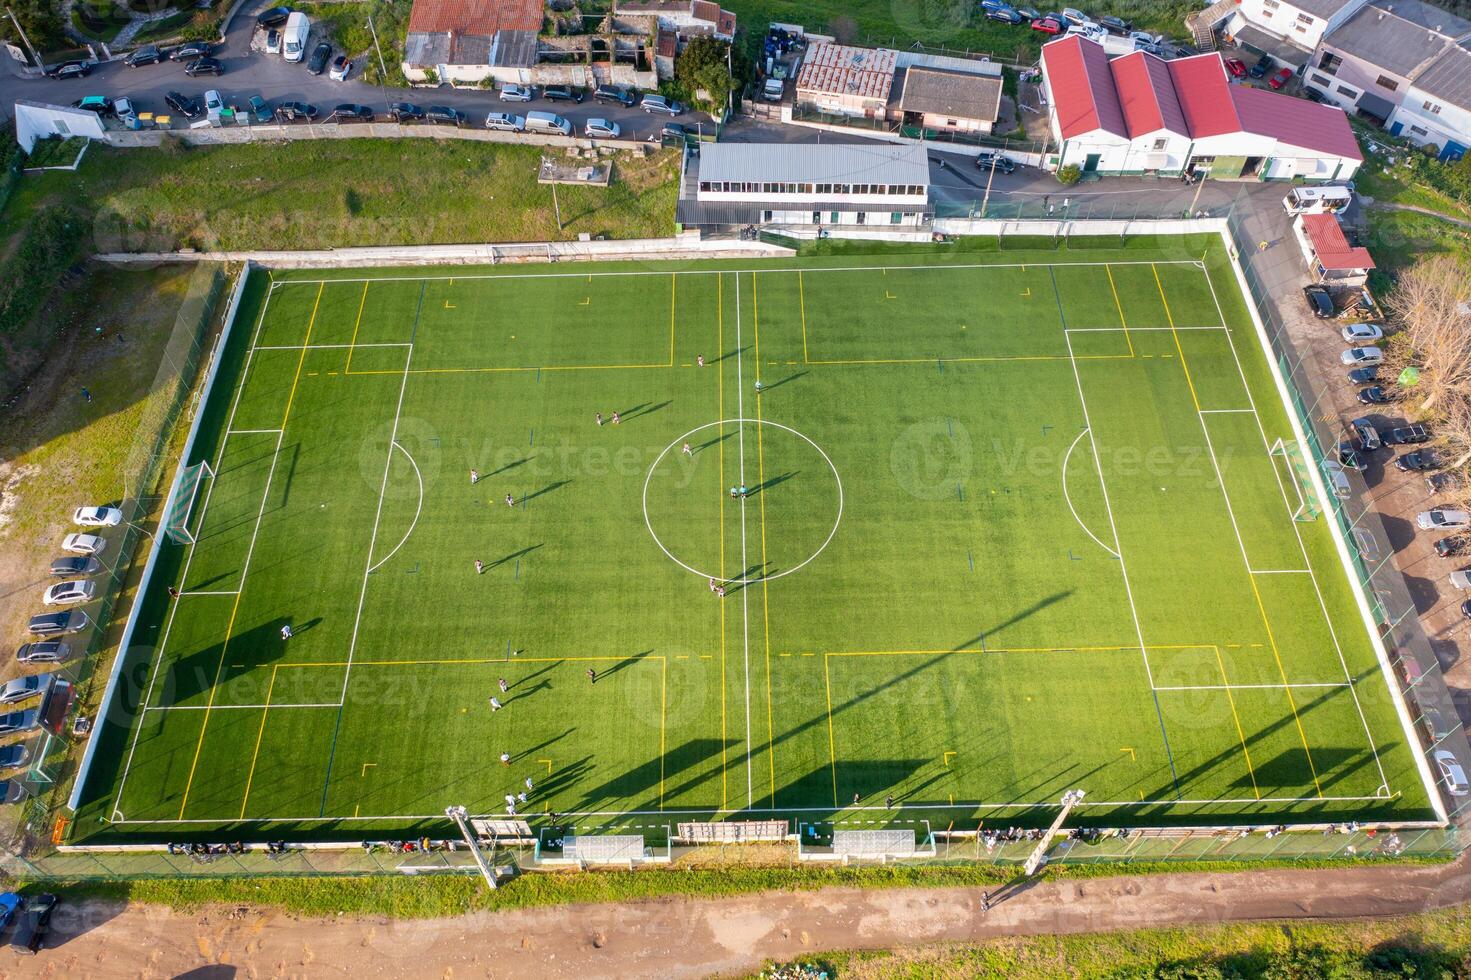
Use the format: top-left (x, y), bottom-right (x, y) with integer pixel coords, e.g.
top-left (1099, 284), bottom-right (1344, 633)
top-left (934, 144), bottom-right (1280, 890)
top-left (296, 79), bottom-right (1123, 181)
top-left (204, 89), bottom-right (224, 121)
top-left (584, 118), bottom-right (620, 139)
top-left (73, 506), bottom-right (122, 527)
top-left (1435, 749), bottom-right (1469, 796)
top-left (485, 111), bottom-right (525, 132)
top-left (1340, 346), bottom-right (1383, 367)
top-left (114, 96), bottom-right (137, 127)
top-left (1066, 23), bottom-right (1105, 41)
top-left (62, 532), bottom-right (106, 555)
top-left (265, 28), bottom-right (281, 54)
top-left (0, 674), bottom-right (52, 705)
top-left (330, 55), bottom-right (352, 81)
top-left (43, 580), bottom-right (95, 606)
top-left (499, 84), bottom-right (535, 102)
top-left (1418, 509), bottom-right (1471, 530)
top-left (640, 94), bottom-right (682, 115)
top-left (1341, 322), bottom-right (1384, 343)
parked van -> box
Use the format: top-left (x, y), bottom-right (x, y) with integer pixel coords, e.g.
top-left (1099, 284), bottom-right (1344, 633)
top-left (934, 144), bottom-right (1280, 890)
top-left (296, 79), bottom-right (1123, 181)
top-left (1282, 185), bottom-right (1352, 214)
top-left (1451, 569), bottom-right (1471, 589)
top-left (524, 110), bottom-right (572, 136)
top-left (282, 12), bottom-right (310, 62)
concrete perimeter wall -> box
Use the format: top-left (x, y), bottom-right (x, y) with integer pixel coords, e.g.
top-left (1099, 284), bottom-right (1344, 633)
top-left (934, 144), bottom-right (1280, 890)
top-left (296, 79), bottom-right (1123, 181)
top-left (102, 123), bottom-right (654, 154)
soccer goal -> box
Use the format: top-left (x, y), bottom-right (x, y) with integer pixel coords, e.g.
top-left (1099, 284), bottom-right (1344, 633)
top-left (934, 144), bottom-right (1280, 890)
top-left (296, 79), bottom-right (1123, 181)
top-left (162, 460), bottom-right (214, 544)
top-left (1270, 438), bottom-right (1322, 522)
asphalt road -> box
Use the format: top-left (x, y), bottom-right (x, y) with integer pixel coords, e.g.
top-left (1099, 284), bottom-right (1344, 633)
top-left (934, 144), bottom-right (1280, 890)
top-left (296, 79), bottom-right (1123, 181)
top-left (0, 2), bottom-right (710, 139)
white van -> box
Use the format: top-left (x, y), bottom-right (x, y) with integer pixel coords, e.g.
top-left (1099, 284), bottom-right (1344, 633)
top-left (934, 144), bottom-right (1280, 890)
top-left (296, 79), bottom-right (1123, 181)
top-left (282, 12), bottom-right (310, 62)
top-left (1283, 185), bottom-right (1352, 215)
top-left (524, 110), bottom-right (572, 136)
top-left (1451, 569), bottom-right (1471, 589)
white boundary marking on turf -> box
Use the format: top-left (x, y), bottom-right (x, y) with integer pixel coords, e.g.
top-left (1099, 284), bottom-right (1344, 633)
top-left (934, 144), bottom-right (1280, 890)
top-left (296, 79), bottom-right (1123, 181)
top-left (227, 428), bottom-right (283, 435)
top-left (642, 419), bottom-right (844, 583)
top-left (735, 273), bottom-right (754, 811)
top-left (146, 702), bottom-right (342, 711)
top-left (1064, 331), bottom-right (1180, 797)
top-left (366, 440), bottom-right (424, 575)
top-left (114, 284), bottom-right (281, 809)
top-left (338, 343), bottom-right (416, 704)
top-left (1199, 265), bottom-right (1392, 797)
top-left (1067, 325), bottom-right (1226, 333)
top-left (1250, 569), bottom-right (1312, 574)
top-left (1154, 682), bottom-right (1350, 692)
top-left (253, 343), bottom-right (411, 351)
top-left (270, 258), bottom-right (1207, 286)
top-left (1060, 427), bottom-right (1120, 559)
top-left (1198, 409), bottom-right (1256, 414)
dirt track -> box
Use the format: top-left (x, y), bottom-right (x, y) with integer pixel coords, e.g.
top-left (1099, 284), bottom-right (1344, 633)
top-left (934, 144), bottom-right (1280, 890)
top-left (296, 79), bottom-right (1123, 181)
top-left (5, 854), bottom-right (1471, 979)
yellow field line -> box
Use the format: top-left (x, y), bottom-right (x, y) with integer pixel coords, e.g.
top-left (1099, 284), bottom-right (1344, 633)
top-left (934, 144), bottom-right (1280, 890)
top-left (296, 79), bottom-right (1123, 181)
top-left (753, 271), bottom-right (776, 808)
top-left (1214, 645), bottom-right (1261, 800)
top-left (347, 362), bottom-right (670, 376)
top-left (238, 666), bottom-right (278, 819)
top-left (1157, 262), bottom-right (1323, 798)
top-left (807, 354), bottom-right (1137, 366)
top-left (824, 654), bottom-right (838, 808)
top-left (1105, 265), bottom-right (1135, 357)
top-left (345, 281), bottom-right (369, 374)
top-left (718, 272), bottom-right (728, 813)
top-left (798, 270), bottom-right (810, 364)
top-left (177, 281), bottom-right (324, 819)
top-left (825, 644), bottom-right (1210, 658)
top-left (273, 654), bottom-right (650, 668)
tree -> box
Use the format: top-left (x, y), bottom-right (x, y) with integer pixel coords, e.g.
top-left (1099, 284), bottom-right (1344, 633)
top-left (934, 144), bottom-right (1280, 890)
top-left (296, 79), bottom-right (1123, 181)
top-left (1383, 255), bottom-right (1471, 413)
top-left (675, 36), bottom-right (743, 113)
top-left (1, 0), bottom-right (65, 56)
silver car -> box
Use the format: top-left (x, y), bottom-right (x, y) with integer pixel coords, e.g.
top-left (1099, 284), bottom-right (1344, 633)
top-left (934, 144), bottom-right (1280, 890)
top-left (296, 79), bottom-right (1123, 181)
top-left (499, 84), bottom-right (534, 102)
top-left (485, 111), bottom-right (525, 132)
top-left (584, 117), bottom-right (621, 138)
top-left (0, 674), bottom-right (51, 705)
top-left (1435, 749), bottom-right (1469, 796)
top-left (42, 580), bottom-right (95, 606)
top-left (1418, 510), bottom-right (1471, 530)
top-left (0, 710), bottom-right (39, 736)
top-left (1340, 346), bottom-right (1384, 367)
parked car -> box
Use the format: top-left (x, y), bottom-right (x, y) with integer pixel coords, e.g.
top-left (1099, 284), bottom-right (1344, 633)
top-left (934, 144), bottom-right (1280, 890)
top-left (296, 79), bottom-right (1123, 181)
top-left (114, 97), bottom-right (138, 127)
top-left (979, 0), bottom-right (1011, 10)
top-left (256, 5), bottom-right (292, 26)
top-left (1388, 423), bottom-right (1431, 444)
top-left (1437, 537), bottom-right (1465, 558)
top-left (49, 555), bottom-right (99, 577)
top-left (329, 55), bottom-right (352, 81)
top-left (1067, 22), bottom-right (1106, 41)
top-left (273, 101), bottom-right (318, 122)
top-left (247, 95), bottom-right (272, 123)
top-left (329, 103), bottom-right (375, 123)
top-left (46, 61), bottom-right (91, 79)
top-left (543, 85), bottom-right (582, 103)
top-left (1031, 15), bottom-right (1065, 33)
top-left (388, 101), bottom-right (425, 122)
top-left (484, 111), bottom-right (525, 132)
top-left (70, 96), bottom-right (113, 116)
top-left (0, 782), bottom-right (27, 806)
top-left (265, 28), bottom-right (281, 54)
top-left (307, 41), bottom-right (332, 75)
top-left (1341, 322), bottom-right (1383, 343)
top-left (8, 893), bottom-right (56, 954)
top-left (1268, 66), bottom-right (1294, 89)
top-left (15, 641), bottom-right (71, 665)
top-left (170, 41), bottom-right (212, 61)
top-left (1321, 458), bottom-right (1351, 499)
top-left (1347, 366), bottom-right (1379, 385)
top-left (1097, 14), bottom-right (1130, 33)
top-left (27, 610), bottom-right (89, 636)
top-left (975, 151), bottom-right (1015, 173)
top-left (204, 89), bottom-right (225, 118)
top-left (165, 91), bottom-right (203, 119)
top-left (661, 122), bottom-right (688, 142)
top-left (1060, 6), bottom-right (1087, 23)
top-left (0, 745), bottom-right (28, 771)
top-left (0, 710), bottom-right (39, 736)
top-left (61, 532), bottom-right (105, 555)
top-left (1357, 385), bottom-right (1387, 405)
top-left (185, 56), bottom-right (224, 77)
top-left (1015, 4), bottom-right (1042, 16)
top-left (1304, 284), bottom-right (1335, 318)
top-left (1396, 450), bottom-right (1437, 472)
top-left (73, 505), bottom-right (122, 527)
top-left (1349, 417), bottom-right (1381, 452)
top-left (425, 105), bottom-right (464, 126)
top-left (42, 580), bottom-right (95, 606)
top-left (0, 894), bottom-right (19, 931)
top-left (1418, 509), bottom-right (1471, 530)
top-left (987, 6), bottom-right (1024, 23)
top-left (0, 674), bottom-right (50, 705)
top-left (641, 94), bottom-right (682, 115)
top-left (1337, 441), bottom-right (1365, 472)
top-left (584, 118), bottom-right (621, 138)
top-left (1248, 55), bottom-right (1272, 78)
top-left (499, 84), bottom-right (535, 102)
top-left (125, 45), bottom-right (163, 67)
top-left (1341, 346), bottom-right (1384, 367)
top-left (594, 84), bottom-right (636, 106)
top-left (1435, 749), bottom-right (1469, 796)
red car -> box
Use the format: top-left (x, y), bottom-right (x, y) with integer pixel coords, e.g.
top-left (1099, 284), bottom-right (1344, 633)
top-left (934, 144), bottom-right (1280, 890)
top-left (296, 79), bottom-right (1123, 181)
top-left (1031, 16), bottom-right (1064, 33)
top-left (1268, 66), bottom-right (1294, 89)
top-left (1225, 58), bottom-right (1247, 78)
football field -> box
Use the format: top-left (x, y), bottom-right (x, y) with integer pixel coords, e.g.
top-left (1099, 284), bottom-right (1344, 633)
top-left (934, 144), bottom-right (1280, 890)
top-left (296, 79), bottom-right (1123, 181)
top-left (76, 239), bottom-right (1437, 840)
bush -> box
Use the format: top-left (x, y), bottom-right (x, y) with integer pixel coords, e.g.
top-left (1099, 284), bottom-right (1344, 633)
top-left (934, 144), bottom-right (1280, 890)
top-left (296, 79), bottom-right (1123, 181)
top-left (0, 206), bottom-right (89, 337)
top-left (1057, 164), bottom-right (1082, 185)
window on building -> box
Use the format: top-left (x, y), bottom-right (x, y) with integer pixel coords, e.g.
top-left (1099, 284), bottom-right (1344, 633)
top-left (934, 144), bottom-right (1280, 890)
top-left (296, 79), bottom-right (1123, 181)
top-left (1423, 100), bottom-right (1442, 114)
top-left (830, 211), bottom-right (839, 223)
top-left (1375, 75), bottom-right (1398, 91)
top-left (816, 183), bottom-right (831, 194)
top-left (1263, 0), bottom-right (1279, 8)
top-left (1411, 124), bottom-right (1428, 135)
top-left (1153, 138), bottom-right (1168, 150)
top-left (833, 183), bottom-right (849, 194)
top-left (1294, 23), bottom-right (1308, 32)
top-left (1311, 72), bottom-right (1332, 87)
top-left (1297, 12), bottom-right (1312, 23)
top-left (1336, 84), bottom-right (1357, 97)
top-left (890, 211), bottom-right (902, 224)
top-left (1318, 51), bottom-right (1341, 75)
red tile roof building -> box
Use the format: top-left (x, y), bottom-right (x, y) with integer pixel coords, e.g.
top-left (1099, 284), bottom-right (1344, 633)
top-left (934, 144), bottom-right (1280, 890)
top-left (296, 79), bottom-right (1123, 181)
top-left (1297, 212), bottom-right (1375, 281)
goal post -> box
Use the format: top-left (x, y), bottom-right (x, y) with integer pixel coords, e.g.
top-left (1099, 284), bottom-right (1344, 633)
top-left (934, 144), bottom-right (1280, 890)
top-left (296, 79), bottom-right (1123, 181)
top-left (163, 460), bottom-right (214, 544)
top-left (1270, 438), bottom-right (1321, 522)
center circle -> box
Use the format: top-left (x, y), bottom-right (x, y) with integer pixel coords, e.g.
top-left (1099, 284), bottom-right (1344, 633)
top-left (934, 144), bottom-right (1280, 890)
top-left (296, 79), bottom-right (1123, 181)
top-left (642, 418), bottom-right (843, 584)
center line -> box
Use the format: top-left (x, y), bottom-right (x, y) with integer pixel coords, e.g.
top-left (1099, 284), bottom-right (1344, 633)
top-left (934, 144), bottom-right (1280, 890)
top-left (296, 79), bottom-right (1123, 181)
top-left (735, 272), bottom-right (753, 811)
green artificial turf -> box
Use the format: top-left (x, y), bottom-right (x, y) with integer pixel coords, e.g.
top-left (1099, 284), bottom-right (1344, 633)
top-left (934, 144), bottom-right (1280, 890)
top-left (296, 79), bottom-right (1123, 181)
top-left (73, 240), bottom-right (1435, 843)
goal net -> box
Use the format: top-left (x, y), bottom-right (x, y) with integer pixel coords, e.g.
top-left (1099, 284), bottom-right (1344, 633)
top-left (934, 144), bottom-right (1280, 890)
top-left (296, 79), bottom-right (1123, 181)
top-left (163, 460), bottom-right (213, 544)
top-left (1270, 438), bottom-right (1321, 522)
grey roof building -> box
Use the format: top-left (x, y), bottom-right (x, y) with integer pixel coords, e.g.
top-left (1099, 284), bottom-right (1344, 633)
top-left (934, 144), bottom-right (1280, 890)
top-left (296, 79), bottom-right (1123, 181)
top-left (895, 67), bottom-right (1003, 127)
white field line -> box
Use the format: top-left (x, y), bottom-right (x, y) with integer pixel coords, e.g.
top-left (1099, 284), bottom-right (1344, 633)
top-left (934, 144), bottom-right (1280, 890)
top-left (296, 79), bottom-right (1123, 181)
top-left (1066, 325), bottom-right (1226, 333)
top-left (1200, 264), bottom-right (1391, 795)
top-left (145, 702), bottom-right (342, 710)
top-left (1250, 568), bottom-right (1313, 574)
top-left (365, 441), bottom-right (424, 574)
top-left (115, 285), bottom-right (281, 806)
top-left (735, 272), bottom-right (753, 811)
top-left (253, 342), bottom-right (412, 351)
top-left (1154, 682), bottom-right (1351, 692)
top-left (271, 258), bottom-right (1207, 287)
top-left (338, 343), bottom-right (416, 703)
top-left (1061, 427), bottom-right (1120, 559)
top-left (181, 590), bottom-right (239, 596)
top-left (1199, 409), bottom-right (1256, 414)
top-left (1064, 331), bottom-right (1181, 797)
top-left (226, 428), bottom-right (283, 435)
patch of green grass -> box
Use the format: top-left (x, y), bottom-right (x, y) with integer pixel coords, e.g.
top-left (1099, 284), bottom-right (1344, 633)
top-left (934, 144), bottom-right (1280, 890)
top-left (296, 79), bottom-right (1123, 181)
top-left (73, 241), bottom-right (1432, 843)
top-left (1361, 208), bottom-right (1471, 291)
top-left (297, 0), bottom-right (410, 87)
top-left (6, 139), bottom-right (677, 252)
top-left (69, 0), bottom-right (132, 44)
top-left (23, 136), bottom-right (86, 170)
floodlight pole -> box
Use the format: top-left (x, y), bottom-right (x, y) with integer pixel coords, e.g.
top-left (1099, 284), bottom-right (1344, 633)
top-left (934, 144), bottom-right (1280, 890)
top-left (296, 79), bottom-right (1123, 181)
top-left (1022, 788), bottom-right (1084, 876)
top-left (551, 180), bottom-right (563, 231)
top-left (446, 805), bottom-right (499, 889)
top-left (6, 7), bottom-right (42, 73)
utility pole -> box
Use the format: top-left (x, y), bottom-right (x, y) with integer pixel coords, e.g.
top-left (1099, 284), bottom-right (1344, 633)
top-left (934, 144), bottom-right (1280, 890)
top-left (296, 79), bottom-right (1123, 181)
top-left (6, 6), bottom-right (42, 73)
top-left (446, 806), bottom-right (499, 889)
top-left (551, 178), bottom-right (563, 230)
top-left (1023, 788), bottom-right (1085, 876)
top-left (365, 13), bottom-right (397, 132)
